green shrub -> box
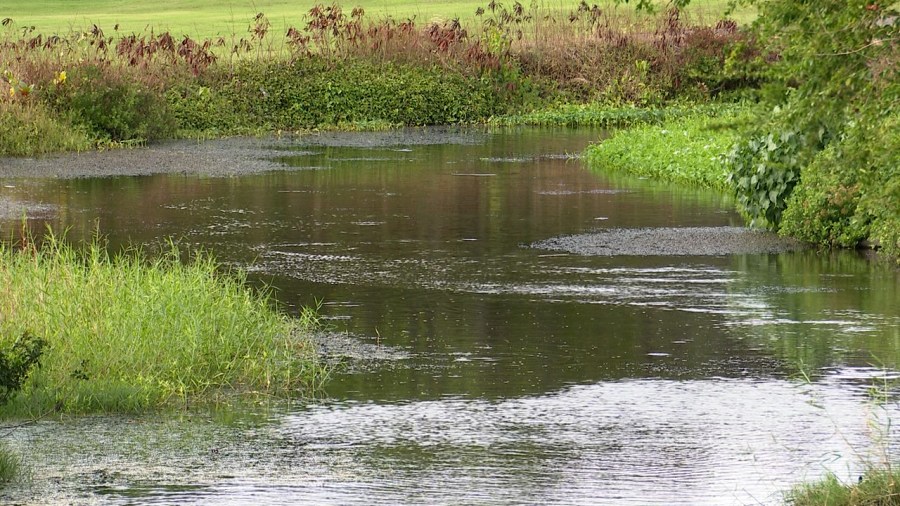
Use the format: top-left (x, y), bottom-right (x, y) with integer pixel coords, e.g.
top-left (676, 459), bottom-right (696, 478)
top-left (218, 59), bottom-right (515, 130)
top-left (47, 65), bottom-right (175, 143)
top-left (166, 79), bottom-right (245, 136)
top-left (781, 113), bottom-right (900, 256)
top-left (720, 0), bottom-right (899, 262)
top-left (0, 332), bottom-right (46, 404)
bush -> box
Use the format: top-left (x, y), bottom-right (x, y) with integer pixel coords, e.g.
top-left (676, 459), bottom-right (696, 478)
top-left (47, 65), bottom-right (175, 143)
top-left (166, 81), bottom-right (243, 135)
top-left (0, 332), bottom-right (46, 405)
top-left (781, 113), bottom-right (900, 255)
top-left (722, 0), bottom-right (898, 260)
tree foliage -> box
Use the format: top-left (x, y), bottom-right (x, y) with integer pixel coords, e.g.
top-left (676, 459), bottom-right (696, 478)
top-left (724, 0), bottom-right (899, 257)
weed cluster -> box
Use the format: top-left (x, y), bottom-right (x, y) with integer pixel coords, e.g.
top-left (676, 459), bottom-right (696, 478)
top-left (0, 445), bottom-right (16, 486)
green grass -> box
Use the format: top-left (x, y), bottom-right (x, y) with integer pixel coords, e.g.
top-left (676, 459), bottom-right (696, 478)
top-left (583, 106), bottom-right (750, 191)
top-left (2, 0), bottom-right (755, 39)
top-left (787, 470), bottom-right (900, 505)
top-left (0, 234), bottom-right (326, 417)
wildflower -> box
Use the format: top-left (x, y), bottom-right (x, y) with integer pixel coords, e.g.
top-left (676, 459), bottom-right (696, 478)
top-left (8, 86), bottom-right (13, 98)
top-left (53, 70), bottom-right (67, 85)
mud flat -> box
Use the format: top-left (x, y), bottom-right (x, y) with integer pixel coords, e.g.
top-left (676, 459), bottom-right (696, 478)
top-left (532, 227), bottom-right (807, 256)
top-left (0, 128), bottom-right (487, 179)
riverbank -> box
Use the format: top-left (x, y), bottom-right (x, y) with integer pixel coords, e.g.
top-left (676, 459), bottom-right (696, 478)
top-left (583, 105), bottom-right (899, 263)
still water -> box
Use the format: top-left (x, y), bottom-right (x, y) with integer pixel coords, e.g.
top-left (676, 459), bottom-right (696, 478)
top-left (1, 128), bottom-right (899, 504)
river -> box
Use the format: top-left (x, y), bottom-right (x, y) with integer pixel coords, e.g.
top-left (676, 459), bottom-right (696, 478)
top-left (1, 127), bottom-right (898, 504)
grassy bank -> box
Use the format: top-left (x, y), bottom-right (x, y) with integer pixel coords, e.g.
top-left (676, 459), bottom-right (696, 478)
top-left (0, 234), bottom-right (325, 417)
top-left (584, 107), bottom-right (749, 190)
top-left (488, 102), bottom-right (737, 128)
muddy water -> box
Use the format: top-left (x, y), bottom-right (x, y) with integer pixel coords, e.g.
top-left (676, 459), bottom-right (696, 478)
top-left (1, 128), bottom-right (899, 505)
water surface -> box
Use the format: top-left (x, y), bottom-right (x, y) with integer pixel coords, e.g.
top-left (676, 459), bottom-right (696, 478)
top-left (1, 127), bottom-right (899, 505)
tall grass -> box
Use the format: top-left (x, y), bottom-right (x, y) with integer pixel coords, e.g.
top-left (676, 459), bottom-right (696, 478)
top-left (1, 1), bottom-right (756, 40)
top-left (0, 100), bottom-right (91, 156)
top-left (788, 471), bottom-right (900, 505)
top-left (0, 233), bottom-right (326, 417)
top-left (0, 444), bottom-right (18, 486)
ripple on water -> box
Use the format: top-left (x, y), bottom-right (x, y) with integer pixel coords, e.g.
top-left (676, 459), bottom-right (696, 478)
top-left (6, 377), bottom-right (897, 505)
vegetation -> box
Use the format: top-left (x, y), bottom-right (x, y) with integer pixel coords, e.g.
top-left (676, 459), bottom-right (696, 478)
top-left (0, 2), bottom-right (756, 155)
top-left (0, 233), bottom-right (326, 417)
top-left (584, 107), bottom-right (749, 190)
top-left (0, 445), bottom-right (17, 487)
top-left (724, 0), bottom-right (899, 258)
top-left (489, 101), bottom-right (731, 127)
top-left (788, 470), bottom-right (900, 506)
top-left (582, 0), bottom-right (899, 261)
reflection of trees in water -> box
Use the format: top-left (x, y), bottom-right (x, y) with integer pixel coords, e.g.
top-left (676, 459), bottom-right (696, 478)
top-left (726, 253), bottom-right (900, 373)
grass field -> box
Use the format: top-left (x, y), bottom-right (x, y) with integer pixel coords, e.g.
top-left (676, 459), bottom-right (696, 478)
top-left (3, 0), bottom-right (753, 39)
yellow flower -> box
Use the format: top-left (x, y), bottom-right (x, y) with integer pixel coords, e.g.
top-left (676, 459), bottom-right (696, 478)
top-left (8, 86), bottom-right (13, 98)
top-left (54, 70), bottom-right (67, 85)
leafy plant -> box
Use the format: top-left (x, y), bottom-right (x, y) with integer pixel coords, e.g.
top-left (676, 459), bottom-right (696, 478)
top-left (726, 129), bottom-right (803, 229)
top-left (0, 332), bottom-right (46, 405)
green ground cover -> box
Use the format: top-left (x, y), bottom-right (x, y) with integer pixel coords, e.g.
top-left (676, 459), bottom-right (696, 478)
top-left (583, 108), bottom-right (749, 190)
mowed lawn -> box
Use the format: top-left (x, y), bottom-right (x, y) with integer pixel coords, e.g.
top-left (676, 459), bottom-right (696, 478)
top-left (3, 0), bottom-right (753, 39)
